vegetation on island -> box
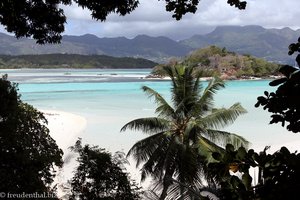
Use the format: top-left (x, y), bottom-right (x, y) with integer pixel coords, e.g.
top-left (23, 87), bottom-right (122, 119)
top-left (0, 54), bottom-right (157, 69)
top-left (121, 65), bottom-right (248, 199)
top-left (152, 46), bottom-right (281, 79)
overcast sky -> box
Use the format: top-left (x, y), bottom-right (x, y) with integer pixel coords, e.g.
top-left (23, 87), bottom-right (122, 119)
top-left (1, 0), bottom-right (300, 40)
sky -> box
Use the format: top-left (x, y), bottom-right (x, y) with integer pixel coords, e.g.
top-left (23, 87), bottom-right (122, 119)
top-left (1, 0), bottom-right (300, 40)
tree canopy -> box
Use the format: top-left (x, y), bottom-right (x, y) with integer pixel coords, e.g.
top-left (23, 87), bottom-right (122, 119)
top-left (210, 144), bottom-right (300, 200)
top-left (0, 0), bottom-right (246, 44)
top-left (152, 46), bottom-right (280, 79)
top-left (69, 139), bottom-right (140, 200)
top-left (255, 38), bottom-right (300, 133)
top-left (0, 75), bottom-right (63, 196)
top-left (0, 54), bottom-right (157, 69)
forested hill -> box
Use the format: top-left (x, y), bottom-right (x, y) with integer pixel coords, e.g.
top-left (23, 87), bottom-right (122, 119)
top-left (0, 25), bottom-right (298, 64)
top-left (0, 54), bottom-right (157, 69)
top-left (180, 25), bottom-right (300, 65)
top-left (153, 46), bottom-right (281, 79)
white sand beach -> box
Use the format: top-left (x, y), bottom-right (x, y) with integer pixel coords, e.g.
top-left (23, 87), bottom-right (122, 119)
top-left (42, 110), bottom-right (87, 151)
top-left (41, 110), bottom-right (87, 198)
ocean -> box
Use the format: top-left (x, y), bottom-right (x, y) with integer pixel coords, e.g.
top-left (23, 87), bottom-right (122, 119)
top-left (1, 68), bottom-right (299, 153)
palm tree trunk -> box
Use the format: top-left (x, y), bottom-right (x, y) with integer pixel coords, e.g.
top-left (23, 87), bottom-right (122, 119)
top-left (159, 180), bottom-right (171, 200)
top-left (258, 167), bottom-right (263, 184)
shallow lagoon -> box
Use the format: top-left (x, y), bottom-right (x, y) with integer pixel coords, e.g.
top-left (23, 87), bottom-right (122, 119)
top-left (1, 68), bottom-right (299, 153)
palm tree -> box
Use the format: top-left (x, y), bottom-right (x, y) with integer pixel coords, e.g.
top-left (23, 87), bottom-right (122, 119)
top-left (121, 65), bottom-right (248, 199)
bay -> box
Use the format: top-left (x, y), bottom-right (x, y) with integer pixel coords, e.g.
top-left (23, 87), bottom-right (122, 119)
top-left (1, 68), bottom-right (299, 153)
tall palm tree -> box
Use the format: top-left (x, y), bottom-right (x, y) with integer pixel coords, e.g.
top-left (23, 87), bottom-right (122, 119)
top-left (121, 65), bottom-right (248, 199)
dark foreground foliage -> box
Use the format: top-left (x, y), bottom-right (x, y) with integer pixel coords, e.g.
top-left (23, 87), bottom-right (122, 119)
top-left (210, 144), bottom-right (300, 200)
top-left (69, 139), bottom-right (140, 200)
top-left (256, 37), bottom-right (300, 132)
top-left (0, 75), bottom-right (63, 198)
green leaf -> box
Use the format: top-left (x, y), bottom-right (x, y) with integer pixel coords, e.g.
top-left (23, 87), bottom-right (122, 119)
top-left (120, 117), bottom-right (169, 134)
top-left (226, 144), bottom-right (235, 152)
top-left (237, 147), bottom-right (247, 159)
top-left (201, 103), bottom-right (247, 129)
top-left (242, 173), bottom-right (252, 190)
top-left (269, 78), bottom-right (287, 86)
top-left (279, 65), bottom-right (297, 77)
top-left (212, 152), bottom-right (222, 161)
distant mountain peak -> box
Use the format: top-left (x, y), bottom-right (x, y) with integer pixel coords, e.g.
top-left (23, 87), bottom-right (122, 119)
top-left (133, 35), bottom-right (171, 40)
top-left (180, 25), bottom-right (298, 65)
top-left (0, 25), bottom-right (298, 65)
top-left (212, 25), bottom-right (265, 34)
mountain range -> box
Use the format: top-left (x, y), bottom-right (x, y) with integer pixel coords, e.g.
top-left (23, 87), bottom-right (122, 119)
top-left (0, 25), bottom-right (299, 64)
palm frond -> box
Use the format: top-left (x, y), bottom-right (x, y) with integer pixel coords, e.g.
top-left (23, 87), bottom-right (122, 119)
top-left (198, 136), bottom-right (225, 156)
top-left (174, 144), bottom-right (205, 186)
top-left (191, 77), bottom-right (225, 116)
top-left (120, 117), bottom-right (169, 134)
top-left (199, 103), bottom-right (247, 129)
top-left (127, 131), bottom-right (167, 167)
top-left (167, 179), bottom-right (214, 200)
top-left (140, 136), bottom-right (174, 181)
top-left (192, 73), bottom-right (202, 96)
top-left (122, 65), bottom-right (249, 199)
top-left (162, 65), bottom-right (177, 84)
top-left (172, 66), bottom-right (200, 114)
top-left (204, 129), bottom-right (249, 149)
top-left (142, 86), bottom-right (175, 118)
top-left (183, 119), bottom-right (206, 144)
top-left (141, 190), bottom-right (160, 200)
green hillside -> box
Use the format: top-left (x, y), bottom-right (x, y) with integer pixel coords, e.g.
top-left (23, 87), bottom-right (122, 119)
top-left (180, 25), bottom-right (300, 65)
top-left (0, 26), bottom-right (298, 64)
top-left (152, 46), bottom-right (281, 79)
top-left (0, 54), bottom-right (158, 69)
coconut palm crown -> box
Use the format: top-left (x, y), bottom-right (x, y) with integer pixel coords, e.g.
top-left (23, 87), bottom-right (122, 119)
top-left (121, 65), bottom-right (248, 199)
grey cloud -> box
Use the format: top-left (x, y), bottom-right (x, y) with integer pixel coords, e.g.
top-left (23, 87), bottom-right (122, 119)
top-left (2, 0), bottom-right (299, 40)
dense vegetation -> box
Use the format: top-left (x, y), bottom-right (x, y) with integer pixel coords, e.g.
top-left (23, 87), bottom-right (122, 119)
top-left (0, 54), bottom-right (157, 69)
top-left (210, 144), bottom-right (300, 200)
top-left (153, 46), bottom-right (281, 79)
top-left (256, 38), bottom-right (300, 133)
top-left (0, 75), bottom-right (63, 198)
top-left (69, 139), bottom-right (140, 200)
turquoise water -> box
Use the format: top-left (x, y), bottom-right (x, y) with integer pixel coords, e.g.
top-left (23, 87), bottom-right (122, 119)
top-left (1, 69), bottom-right (299, 152)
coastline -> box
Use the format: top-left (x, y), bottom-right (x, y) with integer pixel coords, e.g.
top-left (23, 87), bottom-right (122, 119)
top-left (41, 110), bottom-right (87, 198)
top-left (42, 109), bottom-right (87, 151)
top-left (143, 74), bottom-right (283, 81)
top-left (0, 68), bottom-right (282, 83)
